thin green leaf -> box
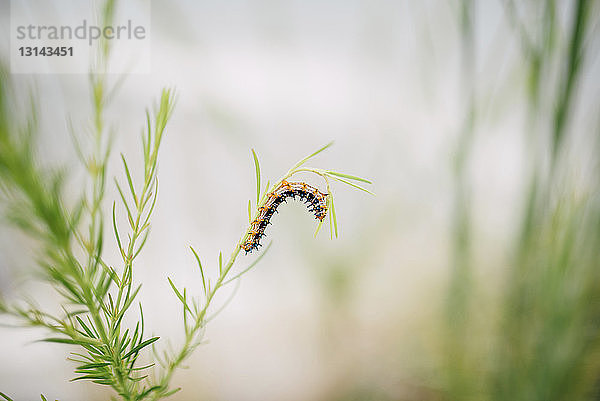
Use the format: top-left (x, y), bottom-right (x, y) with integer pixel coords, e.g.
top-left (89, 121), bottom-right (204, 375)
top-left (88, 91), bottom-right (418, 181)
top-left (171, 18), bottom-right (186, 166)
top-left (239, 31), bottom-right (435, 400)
top-left (68, 354), bottom-right (93, 365)
top-left (192, 299), bottom-right (200, 317)
top-left (163, 387), bottom-right (182, 397)
top-left (50, 273), bottom-right (83, 304)
top-left (139, 303), bottom-right (145, 343)
top-left (76, 362), bottom-right (111, 370)
top-left (132, 228), bottom-right (151, 260)
top-left (95, 278), bottom-right (113, 308)
top-left (119, 329), bottom-right (132, 353)
top-left (75, 316), bottom-right (96, 339)
top-left (64, 309), bottom-right (88, 318)
top-left (39, 335), bottom-right (76, 345)
top-left (314, 218), bottom-right (324, 237)
top-left (70, 374), bottom-right (108, 382)
top-left (290, 141), bottom-right (334, 172)
top-left (43, 337), bottom-right (94, 346)
top-left (219, 251), bottom-right (223, 274)
top-left (190, 246), bottom-right (207, 295)
top-left (120, 154), bottom-right (138, 206)
top-left (112, 285), bottom-right (142, 337)
top-left (114, 179), bottom-right (134, 229)
top-left (324, 170), bottom-right (372, 184)
top-left (131, 321), bottom-right (140, 352)
top-left (328, 175), bottom-right (375, 195)
top-left (183, 287), bottom-right (188, 331)
top-left (99, 260), bottom-right (120, 287)
top-left (168, 278), bottom-right (191, 315)
top-left (141, 179), bottom-right (159, 231)
top-left (252, 149), bottom-right (261, 205)
top-left (69, 198), bottom-right (85, 232)
top-left (248, 199), bottom-right (252, 224)
top-left (91, 379), bottom-right (113, 385)
top-left (0, 391), bottom-right (15, 401)
top-left (142, 110), bottom-right (151, 166)
top-left (147, 178), bottom-right (160, 212)
top-left (127, 374), bottom-right (148, 382)
top-left (131, 363), bottom-right (155, 371)
top-left (86, 316), bottom-right (100, 338)
top-left (122, 336), bottom-right (160, 360)
top-left (107, 294), bottom-right (115, 315)
top-left (112, 202), bottom-right (125, 259)
top-left (330, 195), bottom-right (338, 238)
top-left (136, 385), bottom-right (162, 399)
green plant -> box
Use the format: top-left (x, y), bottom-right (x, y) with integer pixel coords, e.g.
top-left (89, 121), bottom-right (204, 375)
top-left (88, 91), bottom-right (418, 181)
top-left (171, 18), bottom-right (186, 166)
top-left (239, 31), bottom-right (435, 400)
top-left (0, 60), bottom-right (177, 399)
top-left (0, 4), bottom-right (371, 400)
top-left (145, 143), bottom-right (370, 399)
top-left (438, 1), bottom-right (600, 400)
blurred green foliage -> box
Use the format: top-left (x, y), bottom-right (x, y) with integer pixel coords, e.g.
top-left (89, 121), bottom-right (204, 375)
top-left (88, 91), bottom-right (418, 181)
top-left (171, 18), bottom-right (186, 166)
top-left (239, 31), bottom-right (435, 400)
top-left (440, 1), bottom-right (600, 400)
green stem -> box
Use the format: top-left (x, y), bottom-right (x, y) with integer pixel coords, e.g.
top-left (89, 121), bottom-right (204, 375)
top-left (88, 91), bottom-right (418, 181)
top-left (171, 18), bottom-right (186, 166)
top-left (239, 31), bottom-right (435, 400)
top-left (149, 243), bottom-right (242, 400)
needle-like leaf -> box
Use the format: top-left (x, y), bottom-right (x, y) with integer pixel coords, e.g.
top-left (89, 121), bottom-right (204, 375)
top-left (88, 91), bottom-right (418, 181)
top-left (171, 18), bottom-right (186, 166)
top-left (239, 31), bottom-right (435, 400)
top-left (190, 246), bottom-right (207, 295)
top-left (122, 336), bottom-right (160, 360)
top-left (168, 278), bottom-right (191, 315)
top-left (248, 199), bottom-right (252, 224)
top-left (327, 175), bottom-right (375, 195)
top-left (289, 141), bottom-right (334, 172)
top-left (252, 149), bottom-right (261, 205)
top-left (324, 170), bottom-right (372, 184)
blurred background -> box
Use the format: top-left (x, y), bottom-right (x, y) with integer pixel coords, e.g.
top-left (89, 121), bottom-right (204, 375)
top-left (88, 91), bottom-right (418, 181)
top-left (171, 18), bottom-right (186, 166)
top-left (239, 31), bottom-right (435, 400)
top-left (1, 0), bottom-right (600, 400)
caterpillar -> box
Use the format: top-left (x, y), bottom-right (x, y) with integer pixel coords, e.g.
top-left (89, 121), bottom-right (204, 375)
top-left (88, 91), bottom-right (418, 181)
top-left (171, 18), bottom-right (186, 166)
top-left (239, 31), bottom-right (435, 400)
top-left (241, 180), bottom-right (328, 254)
